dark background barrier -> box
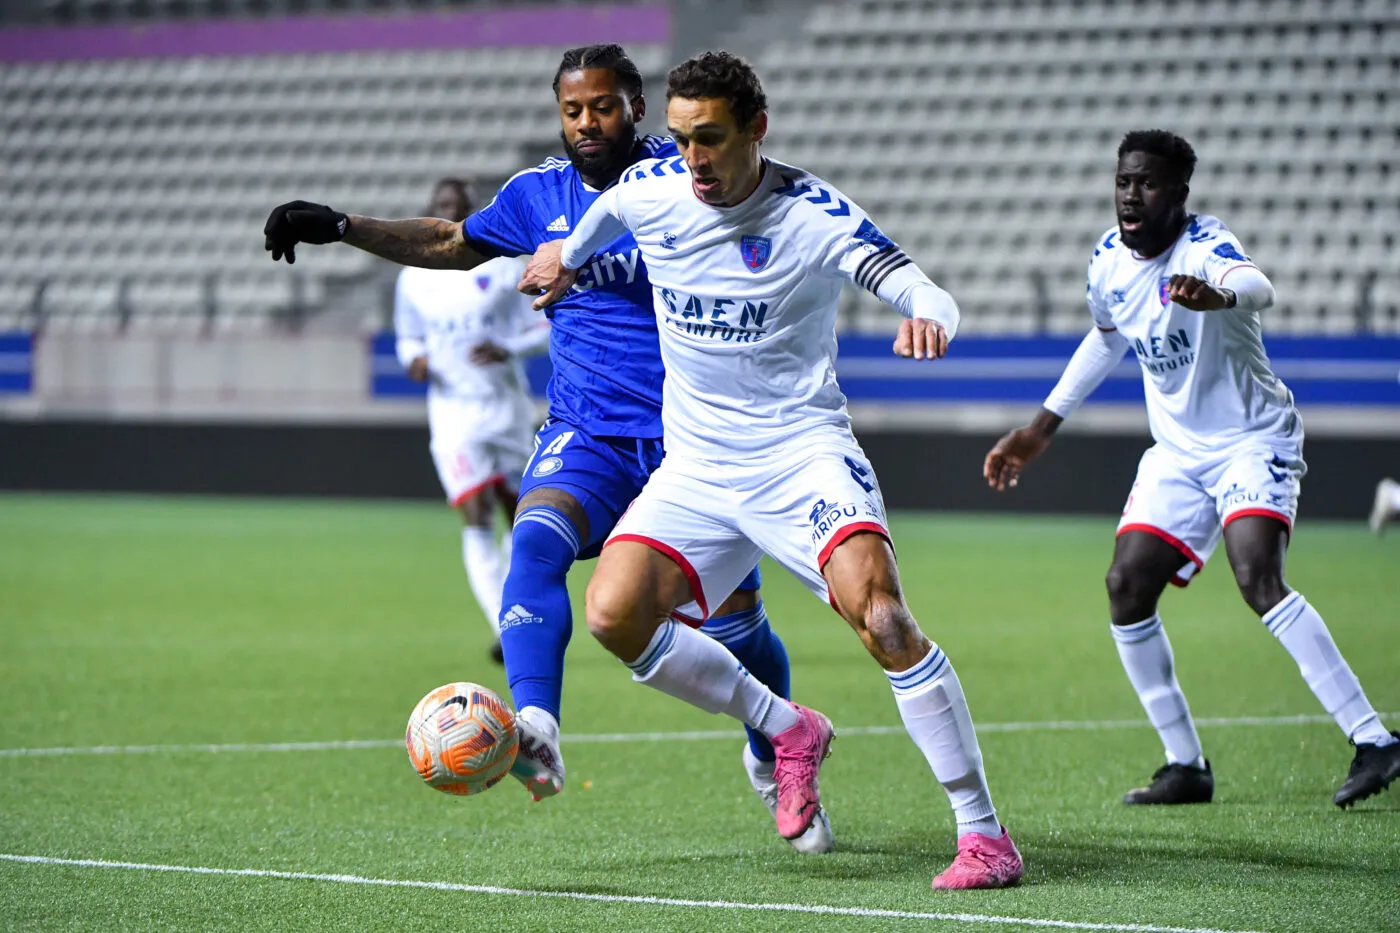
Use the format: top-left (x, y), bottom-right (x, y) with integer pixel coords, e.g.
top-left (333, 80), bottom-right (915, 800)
top-left (3, 419), bottom-right (1394, 520)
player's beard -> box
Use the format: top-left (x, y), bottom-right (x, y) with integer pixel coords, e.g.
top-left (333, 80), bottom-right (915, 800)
top-left (561, 129), bottom-right (639, 187)
top-left (1121, 208), bottom-right (1186, 256)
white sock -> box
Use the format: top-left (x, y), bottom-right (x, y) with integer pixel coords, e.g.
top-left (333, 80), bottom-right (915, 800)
top-left (461, 526), bottom-right (507, 635)
top-left (888, 644), bottom-right (1000, 839)
top-left (626, 620), bottom-right (800, 737)
top-left (1111, 615), bottom-right (1206, 768)
top-left (518, 705), bottom-right (560, 742)
top-left (1264, 592), bottom-right (1395, 746)
top-left (743, 744), bottom-right (775, 784)
top-left (1390, 483), bottom-right (1400, 510)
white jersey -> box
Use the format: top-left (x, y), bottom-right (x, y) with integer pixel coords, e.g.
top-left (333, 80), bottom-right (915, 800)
top-left (393, 257), bottom-right (543, 402)
top-left (1087, 214), bottom-right (1300, 459)
top-left (578, 156), bottom-right (908, 459)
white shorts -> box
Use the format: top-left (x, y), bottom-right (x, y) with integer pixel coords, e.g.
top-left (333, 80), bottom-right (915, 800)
top-left (1117, 439), bottom-right (1306, 586)
top-left (427, 392), bottom-right (535, 506)
top-left (606, 429), bottom-right (891, 620)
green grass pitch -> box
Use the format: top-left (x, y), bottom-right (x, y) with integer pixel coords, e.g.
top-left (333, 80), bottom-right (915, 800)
top-left (1, 493), bottom-right (1396, 932)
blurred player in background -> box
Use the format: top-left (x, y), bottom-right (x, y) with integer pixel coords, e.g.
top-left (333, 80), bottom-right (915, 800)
top-left (984, 130), bottom-right (1400, 809)
top-left (1369, 478), bottom-right (1400, 534)
top-left (522, 51), bottom-right (1023, 891)
top-left (393, 177), bottom-right (548, 662)
top-left (264, 45), bottom-right (830, 853)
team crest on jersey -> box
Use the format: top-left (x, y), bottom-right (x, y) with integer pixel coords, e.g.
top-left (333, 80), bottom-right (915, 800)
top-left (739, 235), bottom-right (772, 272)
top-left (1159, 276), bottom-right (1173, 306)
top-left (476, 275), bottom-right (492, 291)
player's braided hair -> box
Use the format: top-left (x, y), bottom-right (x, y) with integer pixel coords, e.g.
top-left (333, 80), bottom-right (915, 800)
top-left (666, 51), bottom-right (768, 128)
top-left (552, 43), bottom-right (644, 101)
top-left (1118, 130), bottom-right (1197, 185)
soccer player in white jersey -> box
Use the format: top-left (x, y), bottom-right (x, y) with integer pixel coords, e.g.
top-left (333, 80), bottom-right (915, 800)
top-left (984, 131), bottom-right (1400, 809)
top-left (520, 52), bottom-right (1023, 891)
top-left (394, 178), bottom-right (549, 661)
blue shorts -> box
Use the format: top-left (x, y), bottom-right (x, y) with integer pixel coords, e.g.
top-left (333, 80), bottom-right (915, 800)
top-left (519, 418), bottom-right (761, 592)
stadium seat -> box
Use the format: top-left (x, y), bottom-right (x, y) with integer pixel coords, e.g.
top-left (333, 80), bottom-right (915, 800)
top-left (0, 38), bottom-right (670, 330)
top-left (0, 3), bottom-right (1394, 334)
top-left (757, 0), bottom-right (1398, 333)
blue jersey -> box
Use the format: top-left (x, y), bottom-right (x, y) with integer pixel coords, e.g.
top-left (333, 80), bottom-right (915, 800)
top-left (464, 135), bottom-right (674, 439)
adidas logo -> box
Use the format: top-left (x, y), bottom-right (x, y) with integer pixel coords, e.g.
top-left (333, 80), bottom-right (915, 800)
top-left (500, 604), bottom-right (545, 630)
top-left (545, 214), bottom-right (570, 233)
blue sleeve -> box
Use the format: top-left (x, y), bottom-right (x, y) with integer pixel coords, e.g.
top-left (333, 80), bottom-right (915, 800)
top-left (462, 179), bottom-right (539, 258)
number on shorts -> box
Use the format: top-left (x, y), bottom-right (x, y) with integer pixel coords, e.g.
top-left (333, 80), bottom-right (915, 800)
top-left (845, 456), bottom-right (874, 493)
top-left (541, 431), bottom-right (575, 457)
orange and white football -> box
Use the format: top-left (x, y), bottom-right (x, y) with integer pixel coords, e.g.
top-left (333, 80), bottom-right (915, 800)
top-left (405, 682), bottom-right (518, 796)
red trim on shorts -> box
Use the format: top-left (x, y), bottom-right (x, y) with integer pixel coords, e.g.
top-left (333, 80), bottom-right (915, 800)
top-left (670, 608), bottom-right (705, 629)
top-left (816, 522), bottom-right (893, 571)
top-left (450, 473), bottom-right (505, 508)
top-left (606, 534), bottom-right (709, 621)
top-left (1224, 508), bottom-right (1293, 534)
top-left (1117, 523), bottom-right (1204, 570)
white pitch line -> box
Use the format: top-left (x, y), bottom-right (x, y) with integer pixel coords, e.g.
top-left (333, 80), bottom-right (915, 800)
top-left (0, 712), bottom-right (1388, 759)
top-left (0, 738), bottom-right (403, 758)
top-left (0, 853), bottom-right (1268, 933)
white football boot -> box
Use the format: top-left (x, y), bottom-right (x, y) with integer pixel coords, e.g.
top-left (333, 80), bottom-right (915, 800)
top-left (510, 706), bottom-right (565, 801)
top-left (743, 743), bottom-right (835, 853)
top-left (1369, 478), bottom-right (1400, 535)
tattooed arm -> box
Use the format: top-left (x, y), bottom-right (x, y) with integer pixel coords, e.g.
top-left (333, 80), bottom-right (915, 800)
top-left (342, 215), bottom-right (489, 270)
top-left (264, 200), bottom-right (492, 269)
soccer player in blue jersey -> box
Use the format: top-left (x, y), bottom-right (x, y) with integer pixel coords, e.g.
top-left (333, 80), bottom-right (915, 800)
top-left (263, 44), bottom-right (832, 852)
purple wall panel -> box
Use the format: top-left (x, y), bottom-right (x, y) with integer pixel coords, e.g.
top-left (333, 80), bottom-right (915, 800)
top-left (0, 3), bottom-right (669, 62)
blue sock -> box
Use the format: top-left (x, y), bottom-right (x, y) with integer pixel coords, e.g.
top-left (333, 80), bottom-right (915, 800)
top-left (498, 506), bottom-right (580, 723)
top-left (700, 601), bottom-right (790, 762)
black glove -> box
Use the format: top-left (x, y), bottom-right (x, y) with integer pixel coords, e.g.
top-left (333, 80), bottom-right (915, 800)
top-left (263, 200), bottom-right (349, 264)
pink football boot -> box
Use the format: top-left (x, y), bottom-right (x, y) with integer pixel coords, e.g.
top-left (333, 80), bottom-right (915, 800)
top-left (769, 704), bottom-right (835, 839)
top-left (931, 826), bottom-right (1024, 890)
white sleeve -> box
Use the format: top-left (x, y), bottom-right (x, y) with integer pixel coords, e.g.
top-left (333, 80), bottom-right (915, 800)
top-left (871, 264), bottom-right (961, 340)
top-left (1043, 327), bottom-right (1131, 418)
top-left (828, 215), bottom-right (960, 338)
top-left (500, 323), bottom-right (551, 357)
top-left (1086, 262), bottom-right (1116, 331)
top-left (1194, 228), bottom-right (1275, 312)
top-left (392, 274), bottom-right (427, 368)
top-left (559, 186), bottom-right (629, 270)
top-left (1218, 264), bottom-right (1275, 312)
top-left (499, 301), bottom-right (551, 357)
top-left (498, 264), bottom-right (551, 357)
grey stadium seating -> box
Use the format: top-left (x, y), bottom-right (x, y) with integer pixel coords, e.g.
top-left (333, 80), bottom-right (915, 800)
top-left (0, 0), bottom-right (1395, 334)
top-left (0, 43), bottom-right (669, 332)
top-left (760, 0), bottom-right (1400, 334)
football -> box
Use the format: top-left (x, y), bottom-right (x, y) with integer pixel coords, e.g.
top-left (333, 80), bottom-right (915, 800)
top-left (405, 682), bottom-right (519, 796)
